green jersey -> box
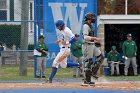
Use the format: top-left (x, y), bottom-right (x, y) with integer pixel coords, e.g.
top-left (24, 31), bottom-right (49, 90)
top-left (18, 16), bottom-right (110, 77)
top-left (122, 40), bottom-right (137, 58)
top-left (107, 51), bottom-right (120, 62)
top-left (71, 41), bottom-right (83, 58)
top-left (36, 42), bottom-right (48, 57)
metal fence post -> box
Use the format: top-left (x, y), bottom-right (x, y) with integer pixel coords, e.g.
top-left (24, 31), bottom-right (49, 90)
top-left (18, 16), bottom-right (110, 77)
top-left (34, 0), bottom-right (37, 78)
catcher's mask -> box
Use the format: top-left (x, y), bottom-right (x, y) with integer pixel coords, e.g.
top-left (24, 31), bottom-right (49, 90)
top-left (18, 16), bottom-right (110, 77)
top-left (84, 13), bottom-right (96, 23)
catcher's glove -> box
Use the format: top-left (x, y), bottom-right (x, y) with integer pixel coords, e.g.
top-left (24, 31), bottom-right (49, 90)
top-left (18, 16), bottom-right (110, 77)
top-left (95, 42), bottom-right (101, 47)
top-left (88, 31), bottom-right (94, 36)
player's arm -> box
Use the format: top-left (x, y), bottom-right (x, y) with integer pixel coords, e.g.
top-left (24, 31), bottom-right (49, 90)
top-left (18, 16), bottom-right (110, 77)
top-left (134, 41), bottom-right (137, 53)
top-left (36, 43), bottom-right (43, 52)
top-left (77, 42), bottom-right (82, 49)
top-left (61, 28), bottom-right (76, 45)
top-left (83, 24), bottom-right (101, 42)
top-left (56, 39), bottom-right (61, 44)
top-left (117, 53), bottom-right (120, 62)
top-left (84, 35), bottom-right (101, 42)
top-left (107, 52), bottom-right (111, 62)
top-left (41, 44), bottom-right (48, 54)
top-left (122, 42), bottom-right (126, 56)
top-left (61, 36), bottom-right (76, 45)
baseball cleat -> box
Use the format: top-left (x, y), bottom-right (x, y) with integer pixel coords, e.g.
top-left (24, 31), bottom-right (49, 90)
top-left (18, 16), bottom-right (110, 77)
top-left (81, 81), bottom-right (95, 86)
top-left (92, 75), bottom-right (99, 80)
top-left (42, 76), bottom-right (46, 78)
top-left (44, 79), bottom-right (52, 83)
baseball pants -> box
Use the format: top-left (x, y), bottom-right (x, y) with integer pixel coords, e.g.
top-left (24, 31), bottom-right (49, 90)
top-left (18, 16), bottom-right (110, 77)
top-left (83, 43), bottom-right (101, 59)
top-left (110, 61), bottom-right (120, 75)
top-left (124, 57), bottom-right (137, 75)
top-left (36, 57), bottom-right (46, 76)
top-left (72, 55), bottom-right (83, 77)
top-left (83, 43), bottom-right (102, 79)
top-left (52, 47), bottom-right (70, 68)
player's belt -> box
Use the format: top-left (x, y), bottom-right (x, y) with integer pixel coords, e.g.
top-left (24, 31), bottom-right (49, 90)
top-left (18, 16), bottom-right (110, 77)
top-left (87, 43), bottom-right (94, 45)
top-left (62, 47), bottom-right (70, 48)
top-left (84, 42), bottom-right (94, 45)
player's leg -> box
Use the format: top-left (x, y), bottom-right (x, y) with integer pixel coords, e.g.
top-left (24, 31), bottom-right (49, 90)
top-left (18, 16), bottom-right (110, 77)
top-left (59, 49), bottom-right (79, 68)
top-left (110, 62), bottom-right (115, 75)
top-left (72, 55), bottom-right (78, 77)
top-left (57, 48), bottom-right (70, 63)
top-left (84, 58), bottom-right (93, 83)
top-left (36, 57), bottom-right (42, 78)
top-left (124, 58), bottom-right (131, 76)
top-left (78, 57), bottom-right (84, 77)
top-left (46, 52), bottom-right (61, 83)
top-left (116, 63), bottom-right (120, 75)
top-left (85, 69), bottom-right (91, 83)
top-left (91, 45), bottom-right (104, 78)
top-left (82, 44), bottom-right (94, 84)
top-left (60, 58), bottom-right (80, 68)
top-left (67, 62), bottom-right (80, 67)
top-left (42, 57), bottom-right (46, 78)
top-left (131, 57), bottom-right (138, 76)
top-left (48, 67), bottom-right (57, 83)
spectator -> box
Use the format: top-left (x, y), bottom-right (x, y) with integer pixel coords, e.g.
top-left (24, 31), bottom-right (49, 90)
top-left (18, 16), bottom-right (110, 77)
top-left (36, 35), bottom-right (48, 78)
top-left (71, 34), bottom-right (83, 78)
top-left (122, 34), bottom-right (137, 76)
top-left (107, 46), bottom-right (120, 76)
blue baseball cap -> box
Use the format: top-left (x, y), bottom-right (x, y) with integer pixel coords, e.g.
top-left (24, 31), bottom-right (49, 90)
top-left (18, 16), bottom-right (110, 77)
top-left (55, 20), bottom-right (65, 28)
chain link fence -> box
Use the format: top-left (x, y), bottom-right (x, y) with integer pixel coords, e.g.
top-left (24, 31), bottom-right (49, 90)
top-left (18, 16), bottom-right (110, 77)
top-left (0, 0), bottom-right (36, 80)
top-left (0, 0), bottom-right (74, 81)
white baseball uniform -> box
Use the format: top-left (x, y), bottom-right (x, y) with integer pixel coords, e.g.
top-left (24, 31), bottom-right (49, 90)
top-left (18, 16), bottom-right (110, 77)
top-left (52, 27), bottom-right (75, 68)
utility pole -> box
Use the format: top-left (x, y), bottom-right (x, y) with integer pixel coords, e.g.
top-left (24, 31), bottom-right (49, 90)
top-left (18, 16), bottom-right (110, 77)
top-left (19, 0), bottom-right (29, 76)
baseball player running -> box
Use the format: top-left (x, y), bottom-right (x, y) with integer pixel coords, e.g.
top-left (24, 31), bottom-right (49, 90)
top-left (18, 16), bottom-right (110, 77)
top-left (45, 20), bottom-right (80, 83)
top-left (82, 13), bottom-right (104, 85)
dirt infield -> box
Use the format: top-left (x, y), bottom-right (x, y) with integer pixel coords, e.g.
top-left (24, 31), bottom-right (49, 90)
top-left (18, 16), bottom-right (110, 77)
top-left (0, 81), bottom-right (140, 91)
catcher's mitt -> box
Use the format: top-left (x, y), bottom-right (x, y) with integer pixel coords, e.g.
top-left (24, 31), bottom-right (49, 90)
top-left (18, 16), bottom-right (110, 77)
top-left (95, 42), bottom-right (101, 47)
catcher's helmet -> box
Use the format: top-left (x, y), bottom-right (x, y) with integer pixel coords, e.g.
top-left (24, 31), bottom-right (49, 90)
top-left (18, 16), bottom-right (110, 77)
top-left (84, 13), bottom-right (96, 23)
top-left (55, 20), bottom-right (65, 28)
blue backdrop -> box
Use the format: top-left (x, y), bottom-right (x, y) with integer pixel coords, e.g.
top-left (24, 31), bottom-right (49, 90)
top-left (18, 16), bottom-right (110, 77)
top-left (43, 0), bottom-right (97, 67)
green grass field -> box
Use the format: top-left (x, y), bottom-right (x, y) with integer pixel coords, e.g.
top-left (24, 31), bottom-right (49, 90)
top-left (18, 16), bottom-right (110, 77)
top-left (0, 66), bottom-right (140, 81)
top-left (0, 66), bottom-right (74, 80)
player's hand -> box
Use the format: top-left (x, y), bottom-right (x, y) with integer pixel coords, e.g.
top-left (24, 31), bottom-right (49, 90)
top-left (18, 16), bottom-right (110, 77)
top-left (95, 38), bottom-right (101, 42)
top-left (91, 37), bottom-right (101, 42)
top-left (56, 39), bottom-right (61, 44)
top-left (42, 50), bottom-right (47, 54)
top-left (118, 61), bottom-right (120, 64)
top-left (61, 40), bottom-right (67, 45)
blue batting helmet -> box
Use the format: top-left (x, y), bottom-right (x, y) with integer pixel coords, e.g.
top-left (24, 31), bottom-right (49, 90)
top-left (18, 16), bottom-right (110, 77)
top-left (55, 20), bottom-right (65, 28)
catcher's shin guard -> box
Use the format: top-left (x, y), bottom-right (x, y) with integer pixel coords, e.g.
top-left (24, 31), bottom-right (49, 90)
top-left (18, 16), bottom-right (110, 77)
top-left (85, 69), bottom-right (92, 83)
top-left (84, 58), bottom-right (93, 83)
top-left (92, 54), bottom-right (104, 77)
top-left (87, 58), bottom-right (93, 68)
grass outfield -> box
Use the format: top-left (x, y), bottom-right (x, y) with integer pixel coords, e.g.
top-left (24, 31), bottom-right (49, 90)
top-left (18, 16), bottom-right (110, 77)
top-left (0, 66), bottom-right (140, 81)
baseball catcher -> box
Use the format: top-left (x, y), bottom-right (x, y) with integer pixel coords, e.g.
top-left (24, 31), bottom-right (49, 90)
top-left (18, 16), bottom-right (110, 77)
top-left (82, 13), bottom-right (104, 85)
